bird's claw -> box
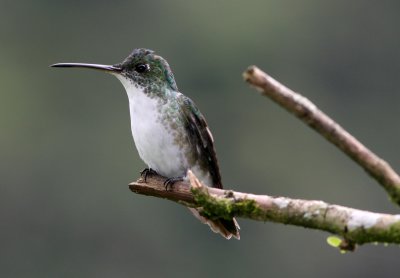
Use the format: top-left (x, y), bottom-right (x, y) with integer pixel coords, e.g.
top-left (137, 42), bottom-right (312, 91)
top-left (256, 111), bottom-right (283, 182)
top-left (163, 177), bottom-right (184, 191)
top-left (140, 168), bottom-right (157, 182)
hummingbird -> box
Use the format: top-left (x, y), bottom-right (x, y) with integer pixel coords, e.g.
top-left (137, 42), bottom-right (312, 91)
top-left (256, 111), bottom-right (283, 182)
top-left (51, 48), bottom-right (240, 239)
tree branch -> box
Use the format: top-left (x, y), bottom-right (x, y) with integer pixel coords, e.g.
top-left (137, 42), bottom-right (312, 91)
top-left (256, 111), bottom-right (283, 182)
top-left (130, 172), bottom-right (400, 251)
top-left (128, 66), bottom-right (400, 251)
top-left (243, 66), bottom-right (400, 205)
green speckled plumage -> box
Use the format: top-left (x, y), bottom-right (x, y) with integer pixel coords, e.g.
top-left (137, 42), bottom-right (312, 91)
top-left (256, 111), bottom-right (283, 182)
top-left (114, 49), bottom-right (223, 188)
top-left (115, 48), bottom-right (178, 98)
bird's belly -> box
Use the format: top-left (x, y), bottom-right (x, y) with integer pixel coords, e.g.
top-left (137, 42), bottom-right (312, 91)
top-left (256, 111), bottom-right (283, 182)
top-left (129, 97), bottom-right (188, 178)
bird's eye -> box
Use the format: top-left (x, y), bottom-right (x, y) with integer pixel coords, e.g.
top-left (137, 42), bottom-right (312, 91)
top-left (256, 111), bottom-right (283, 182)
top-left (135, 63), bottom-right (150, 73)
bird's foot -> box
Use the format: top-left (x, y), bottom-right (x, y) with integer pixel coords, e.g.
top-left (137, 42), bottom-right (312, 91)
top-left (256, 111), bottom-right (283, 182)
top-left (140, 168), bottom-right (157, 182)
top-left (164, 176), bottom-right (184, 191)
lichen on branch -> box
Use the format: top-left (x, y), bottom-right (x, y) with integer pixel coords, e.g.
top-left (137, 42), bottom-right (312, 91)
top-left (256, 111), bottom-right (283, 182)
top-left (129, 172), bottom-right (400, 251)
top-left (189, 171), bottom-right (260, 221)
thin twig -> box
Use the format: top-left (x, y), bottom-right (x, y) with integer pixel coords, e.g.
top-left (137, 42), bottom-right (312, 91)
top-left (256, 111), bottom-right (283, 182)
top-left (130, 172), bottom-right (400, 250)
top-left (243, 66), bottom-right (400, 205)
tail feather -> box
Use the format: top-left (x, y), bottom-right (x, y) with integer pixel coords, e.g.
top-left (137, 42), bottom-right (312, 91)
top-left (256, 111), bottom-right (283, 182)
top-left (188, 208), bottom-right (240, 240)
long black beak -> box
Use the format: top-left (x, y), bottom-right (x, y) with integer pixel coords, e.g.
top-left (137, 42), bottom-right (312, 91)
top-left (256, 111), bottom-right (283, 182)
top-left (50, 63), bottom-right (122, 73)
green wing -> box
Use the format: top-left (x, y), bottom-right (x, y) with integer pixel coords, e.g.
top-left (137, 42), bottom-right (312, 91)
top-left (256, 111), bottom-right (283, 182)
top-left (178, 95), bottom-right (223, 189)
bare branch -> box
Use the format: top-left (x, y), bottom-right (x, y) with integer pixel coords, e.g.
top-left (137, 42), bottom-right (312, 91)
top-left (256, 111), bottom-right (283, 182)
top-left (243, 66), bottom-right (400, 205)
top-left (130, 172), bottom-right (400, 250)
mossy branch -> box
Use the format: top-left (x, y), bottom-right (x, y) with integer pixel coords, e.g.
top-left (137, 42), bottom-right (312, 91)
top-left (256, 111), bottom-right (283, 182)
top-left (130, 171), bottom-right (400, 251)
top-left (243, 66), bottom-right (400, 205)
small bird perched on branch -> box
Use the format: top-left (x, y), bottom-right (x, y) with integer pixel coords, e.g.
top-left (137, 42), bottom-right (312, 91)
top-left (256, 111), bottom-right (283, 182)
top-left (51, 48), bottom-right (240, 239)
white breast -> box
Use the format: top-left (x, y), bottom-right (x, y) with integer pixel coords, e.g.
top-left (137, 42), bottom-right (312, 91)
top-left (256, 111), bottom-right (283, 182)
top-left (115, 75), bottom-right (188, 177)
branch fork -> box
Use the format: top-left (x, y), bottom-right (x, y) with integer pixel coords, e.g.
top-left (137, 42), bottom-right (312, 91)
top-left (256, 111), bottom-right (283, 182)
top-left (128, 65), bottom-right (400, 251)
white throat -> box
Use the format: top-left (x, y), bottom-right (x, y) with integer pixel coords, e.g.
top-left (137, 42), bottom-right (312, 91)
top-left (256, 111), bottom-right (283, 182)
top-left (114, 74), bottom-right (145, 101)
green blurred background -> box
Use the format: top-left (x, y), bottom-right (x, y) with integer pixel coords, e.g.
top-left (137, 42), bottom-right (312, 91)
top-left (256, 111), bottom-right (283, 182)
top-left (1, 0), bottom-right (400, 277)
